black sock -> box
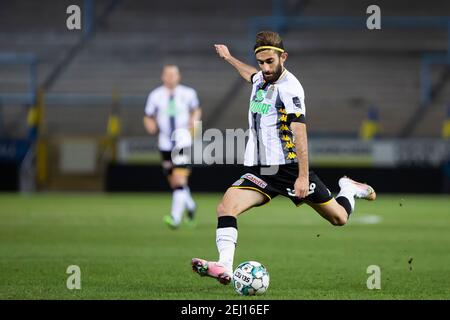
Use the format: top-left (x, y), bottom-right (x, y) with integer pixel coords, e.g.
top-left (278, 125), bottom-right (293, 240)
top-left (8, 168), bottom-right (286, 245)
top-left (336, 196), bottom-right (352, 216)
top-left (187, 206), bottom-right (195, 220)
top-left (217, 216), bottom-right (238, 230)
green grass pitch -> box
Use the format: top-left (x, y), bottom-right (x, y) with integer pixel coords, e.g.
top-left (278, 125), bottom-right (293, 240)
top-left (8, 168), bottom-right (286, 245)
top-left (0, 193), bottom-right (449, 299)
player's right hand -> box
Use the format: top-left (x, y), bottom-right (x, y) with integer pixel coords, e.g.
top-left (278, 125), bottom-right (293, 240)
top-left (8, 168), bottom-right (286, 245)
top-left (214, 44), bottom-right (231, 60)
top-left (294, 176), bottom-right (309, 199)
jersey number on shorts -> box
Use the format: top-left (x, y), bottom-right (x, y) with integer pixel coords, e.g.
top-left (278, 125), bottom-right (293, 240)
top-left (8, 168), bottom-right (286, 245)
top-left (286, 183), bottom-right (316, 197)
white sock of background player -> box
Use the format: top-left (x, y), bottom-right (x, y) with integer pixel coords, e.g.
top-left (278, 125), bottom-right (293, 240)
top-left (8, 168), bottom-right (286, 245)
top-left (183, 186), bottom-right (196, 213)
top-left (171, 186), bottom-right (186, 225)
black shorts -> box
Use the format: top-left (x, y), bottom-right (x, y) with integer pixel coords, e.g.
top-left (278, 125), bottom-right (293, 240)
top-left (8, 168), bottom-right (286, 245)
top-left (160, 149), bottom-right (190, 176)
top-left (230, 164), bottom-right (333, 206)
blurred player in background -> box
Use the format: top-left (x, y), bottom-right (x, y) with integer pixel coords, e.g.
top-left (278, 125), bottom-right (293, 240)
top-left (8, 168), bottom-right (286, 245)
top-left (144, 65), bottom-right (201, 229)
top-left (191, 31), bottom-right (376, 284)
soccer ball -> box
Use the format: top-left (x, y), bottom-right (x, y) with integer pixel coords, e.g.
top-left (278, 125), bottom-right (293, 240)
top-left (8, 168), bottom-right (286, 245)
top-left (232, 261), bottom-right (270, 296)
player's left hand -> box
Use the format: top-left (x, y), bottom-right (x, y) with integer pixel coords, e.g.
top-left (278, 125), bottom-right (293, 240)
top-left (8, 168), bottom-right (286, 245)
top-left (214, 44), bottom-right (231, 60)
top-left (189, 120), bottom-right (197, 137)
top-left (294, 176), bottom-right (309, 199)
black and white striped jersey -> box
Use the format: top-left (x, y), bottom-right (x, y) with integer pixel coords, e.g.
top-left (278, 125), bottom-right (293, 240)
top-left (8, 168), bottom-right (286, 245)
top-left (244, 69), bottom-right (306, 166)
top-left (145, 85), bottom-right (199, 151)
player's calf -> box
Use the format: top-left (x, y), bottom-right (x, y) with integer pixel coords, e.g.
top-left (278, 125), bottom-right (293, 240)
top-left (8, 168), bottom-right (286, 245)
top-left (310, 199), bottom-right (349, 226)
top-left (329, 211), bottom-right (348, 226)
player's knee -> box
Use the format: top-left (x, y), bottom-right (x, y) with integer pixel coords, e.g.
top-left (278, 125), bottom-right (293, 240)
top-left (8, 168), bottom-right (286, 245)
top-left (330, 212), bottom-right (348, 226)
top-left (170, 174), bottom-right (186, 189)
top-left (330, 210), bottom-right (348, 227)
top-left (168, 179), bottom-right (178, 189)
top-left (216, 201), bottom-right (227, 216)
top-left (216, 201), bottom-right (239, 217)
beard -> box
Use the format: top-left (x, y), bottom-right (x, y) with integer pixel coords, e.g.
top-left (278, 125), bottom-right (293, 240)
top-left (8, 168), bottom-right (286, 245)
top-left (263, 63), bottom-right (283, 83)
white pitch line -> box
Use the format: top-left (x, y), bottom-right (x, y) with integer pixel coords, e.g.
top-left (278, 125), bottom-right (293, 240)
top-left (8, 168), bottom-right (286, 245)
top-left (349, 214), bottom-right (382, 225)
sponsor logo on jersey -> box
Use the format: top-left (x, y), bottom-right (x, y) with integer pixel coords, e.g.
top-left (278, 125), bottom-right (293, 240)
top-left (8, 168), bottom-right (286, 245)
top-left (284, 141), bottom-right (295, 149)
top-left (287, 152), bottom-right (297, 160)
top-left (292, 96), bottom-right (302, 111)
top-left (232, 178), bottom-right (244, 187)
top-left (255, 89), bottom-right (265, 102)
top-left (250, 89), bottom-right (271, 115)
top-left (242, 173), bottom-right (268, 188)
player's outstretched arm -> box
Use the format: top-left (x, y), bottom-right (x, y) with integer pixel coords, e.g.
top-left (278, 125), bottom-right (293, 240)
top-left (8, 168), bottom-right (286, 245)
top-left (291, 122), bottom-right (309, 199)
top-left (214, 44), bottom-right (258, 83)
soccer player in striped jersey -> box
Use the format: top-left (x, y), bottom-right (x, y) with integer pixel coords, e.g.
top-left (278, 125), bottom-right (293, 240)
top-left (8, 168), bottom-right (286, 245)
top-left (144, 65), bottom-right (201, 229)
top-left (192, 31), bottom-right (376, 284)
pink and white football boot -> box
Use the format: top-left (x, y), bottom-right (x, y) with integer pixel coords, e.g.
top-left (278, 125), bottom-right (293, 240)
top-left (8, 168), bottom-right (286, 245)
top-left (191, 258), bottom-right (232, 285)
top-left (339, 176), bottom-right (376, 201)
